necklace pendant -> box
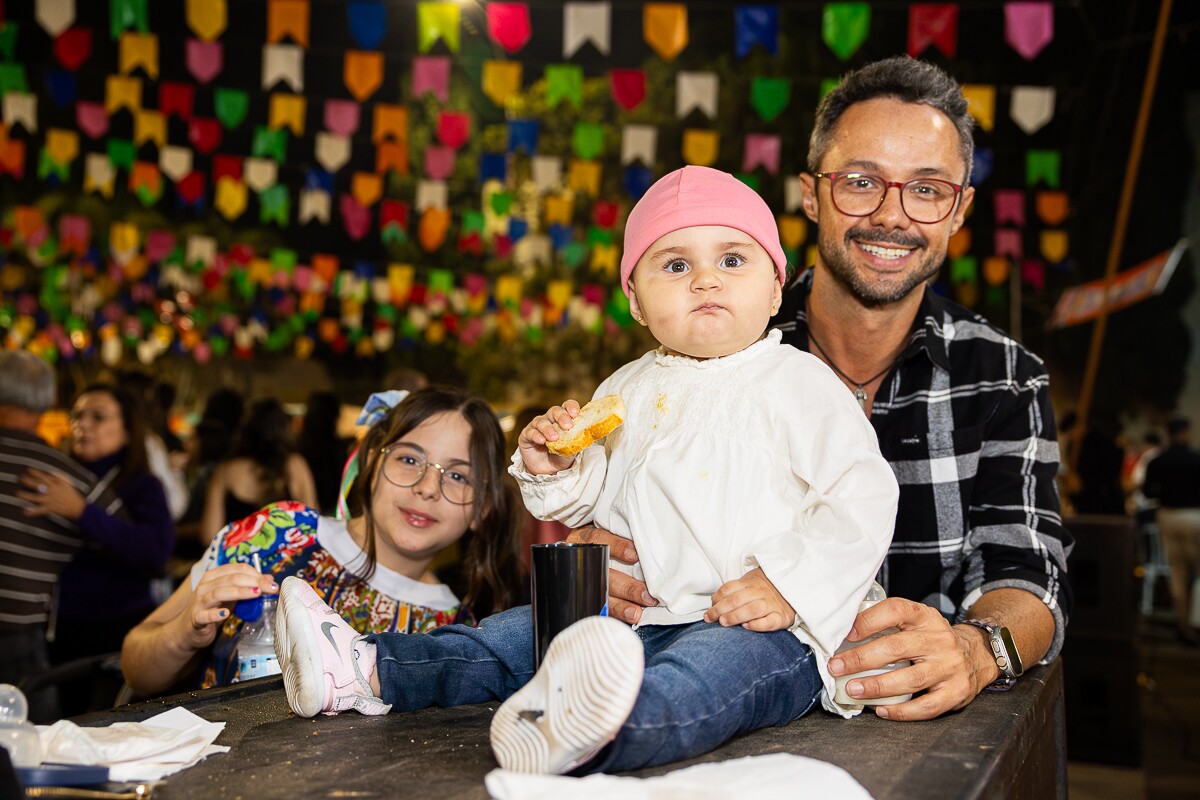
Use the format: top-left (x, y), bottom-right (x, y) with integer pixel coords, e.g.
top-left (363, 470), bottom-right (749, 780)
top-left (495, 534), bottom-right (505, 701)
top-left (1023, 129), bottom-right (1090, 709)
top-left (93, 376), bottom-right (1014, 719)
top-left (854, 387), bottom-right (868, 410)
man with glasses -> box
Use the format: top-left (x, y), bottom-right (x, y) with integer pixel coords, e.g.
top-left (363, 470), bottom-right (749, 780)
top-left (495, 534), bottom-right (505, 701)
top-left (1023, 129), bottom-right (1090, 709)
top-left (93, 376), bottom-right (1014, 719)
top-left (577, 56), bottom-right (1072, 721)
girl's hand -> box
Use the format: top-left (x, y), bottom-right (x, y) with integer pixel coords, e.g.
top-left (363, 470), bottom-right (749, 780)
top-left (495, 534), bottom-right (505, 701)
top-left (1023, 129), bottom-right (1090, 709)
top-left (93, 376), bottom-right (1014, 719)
top-left (705, 568), bottom-right (797, 632)
top-left (175, 563), bottom-right (278, 651)
top-left (518, 400), bottom-right (582, 475)
top-left (18, 468), bottom-right (87, 521)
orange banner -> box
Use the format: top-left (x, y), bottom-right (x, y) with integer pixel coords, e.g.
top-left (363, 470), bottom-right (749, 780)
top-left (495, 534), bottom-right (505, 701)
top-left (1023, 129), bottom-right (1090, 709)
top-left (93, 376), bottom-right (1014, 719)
top-left (1048, 240), bottom-right (1188, 329)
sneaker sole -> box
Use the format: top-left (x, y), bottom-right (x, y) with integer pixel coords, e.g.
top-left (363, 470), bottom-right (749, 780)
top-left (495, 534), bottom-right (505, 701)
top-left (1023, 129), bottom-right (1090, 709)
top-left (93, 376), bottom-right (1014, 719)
top-left (275, 577), bottom-right (328, 719)
top-left (490, 615), bottom-right (644, 774)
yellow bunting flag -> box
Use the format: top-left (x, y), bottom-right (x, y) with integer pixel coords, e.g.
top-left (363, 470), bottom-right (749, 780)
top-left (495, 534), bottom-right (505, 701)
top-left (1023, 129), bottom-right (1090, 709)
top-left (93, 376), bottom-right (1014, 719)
top-left (345, 51), bottom-right (384, 102)
top-left (352, 172), bottom-right (382, 207)
top-left (547, 280), bottom-right (573, 311)
top-left (778, 215), bottom-right (806, 249)
top-left (417, 2), bottom-right (461, 54)
top-left (982, 256), bottom-right (1008, 286)
top-left (682, 129), bottom-right (719, 166)
top-left (373, 104), bottom-right (408, 143)
top-left (495, 274), bottom-right (523, 307)
top-left (134, 110), bottom-right (165, 147)
top-left (45, 129), bottom-right (79, 165)
top-left (376, 141), bottom-right (408, 175)
top-left (961, 84), bottom-right (996, 132)
top-left (120, 32), bottom-right (158, 78)
top-left (419, 208), bottom-right (451, 252)
top-left (567, 159), bottom-right (601, 198)
top-left (269, 94), bottom-right (306, 135)
top-left (543, 194), bottom-right (573, 226)
top-left (389, 263), bottom-right (415, 304)
top-left (249, 257), bottom-right (272, 286)
top-left (109, 222), bottom-right (140, 256)
top-left (215, 176), bottom-right (248, 219)
top-left (1040, 230), bottom-right (1068, 263)
top-left (947, 227), bottom-right (972, 259)
top-left (106, 75), bottom-right (142, 114)
top-left (268, 0), bottom-right (309, 47)
top-left (591, 243), bottom-right (619, 278)
top-left (644, 3), bottom-right (688, 61)
top-left (482, 60), bottom-right (522, 107)
top-left (187, 0), bottom-right (228, 42)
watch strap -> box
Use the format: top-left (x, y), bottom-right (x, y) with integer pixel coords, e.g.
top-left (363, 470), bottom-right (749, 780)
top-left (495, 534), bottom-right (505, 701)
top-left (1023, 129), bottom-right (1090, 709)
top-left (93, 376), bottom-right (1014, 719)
top-left (961, 619), bottom-right (1021, 691)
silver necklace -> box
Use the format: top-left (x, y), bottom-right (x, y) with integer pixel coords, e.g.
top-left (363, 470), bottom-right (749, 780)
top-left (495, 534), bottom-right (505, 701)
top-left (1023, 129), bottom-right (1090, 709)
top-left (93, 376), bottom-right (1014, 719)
top-left (806, 326), bottom-right (897, 412)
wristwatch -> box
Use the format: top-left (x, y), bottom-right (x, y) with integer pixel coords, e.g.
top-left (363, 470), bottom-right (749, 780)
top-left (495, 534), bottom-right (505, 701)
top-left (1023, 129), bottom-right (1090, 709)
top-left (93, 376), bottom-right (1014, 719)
top-left (961, 619), bottom-right (1023, 692)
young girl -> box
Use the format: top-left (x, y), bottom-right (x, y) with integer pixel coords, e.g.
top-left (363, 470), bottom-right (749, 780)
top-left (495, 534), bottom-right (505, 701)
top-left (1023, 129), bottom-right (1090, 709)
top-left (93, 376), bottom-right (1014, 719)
top-left (275, 167), bottom-right (898, 774)
top-left (121, 386), bottom-right (521, 694)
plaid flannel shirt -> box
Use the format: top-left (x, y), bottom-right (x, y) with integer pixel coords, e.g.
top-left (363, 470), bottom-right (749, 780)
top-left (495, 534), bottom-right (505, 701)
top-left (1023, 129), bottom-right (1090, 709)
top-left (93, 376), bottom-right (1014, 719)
top-left (773, 271), bottom-right (1073, 662)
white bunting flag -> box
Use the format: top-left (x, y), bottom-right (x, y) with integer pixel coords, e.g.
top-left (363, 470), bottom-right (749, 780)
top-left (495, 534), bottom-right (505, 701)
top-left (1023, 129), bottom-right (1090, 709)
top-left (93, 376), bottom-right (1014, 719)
top-left (36, 0), bottom-right (76, 36)
top-left (245, 157), bottom-right (279, 192)
top-left (298, 188), bottom-right (331, 223)
top-left (563, 2), bottom-right (611, 58)
top-left (531, 155), bottom-right (562, 192)
top-left (1010, 86), bottom-right (1056, 135)
top-left (159, 146), bottom-right (194, 182)
top-left (315, 132), bottom-right (351, 172)
top-left (84, 153), bottom-right (115, 196)
top-left (784, 175), bottom-right (804, 213)
top-left (676, 72), bottom-right (718, 119)
top-left (416, 179), bottom-right (449, 211)
top-left (186, 234), bottom-right (217, 268)
top-left (513, 233), bottom-right (553, 268)
top-left (262, 44), bottom-right (304, 91)
top-left (621, 124), bottom-right (657, 166)
top-left (3, 93), bottom-right (37, 133)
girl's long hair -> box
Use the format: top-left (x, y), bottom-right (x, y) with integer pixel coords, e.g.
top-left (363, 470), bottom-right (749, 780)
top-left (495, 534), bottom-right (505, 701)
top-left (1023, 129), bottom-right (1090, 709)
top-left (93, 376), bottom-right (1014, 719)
top-left (346, 386), bottom-right (521, 616)
top-left (74, 384), bottom-right (149, 490)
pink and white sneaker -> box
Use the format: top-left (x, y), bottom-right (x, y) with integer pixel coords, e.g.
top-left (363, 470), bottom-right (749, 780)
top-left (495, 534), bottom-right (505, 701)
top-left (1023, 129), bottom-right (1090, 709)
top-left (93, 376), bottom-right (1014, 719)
top-left (490, 615), bottom-right (644, 774)
top-left (274, 576), bottom-right (392, 718)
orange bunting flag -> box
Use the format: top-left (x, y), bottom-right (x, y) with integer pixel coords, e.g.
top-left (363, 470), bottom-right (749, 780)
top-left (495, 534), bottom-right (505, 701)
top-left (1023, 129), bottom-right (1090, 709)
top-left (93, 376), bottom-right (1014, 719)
top-left (351, 172), bottom-right (382, 207)
top-left (376, 141), bottom-right (409, 175)
top-left (644, 3), bottom-right (688, 61)
top-left (45, 128), bottom-right (79, 165)
top-left (948, 227), bottom-right (972, 259)
top-left (372, 103), bottom-right (407, 143)
top-left (268, 0), bottom-right (309, 47)
top-left (543, 194), bottom-right (573, 226)
top-left (778, 215), bottom-right (807, 249)
top-left (983, 256), bottom-right (1009, 287)
top-left (681, 129), bottom-right (719, 166)
top-left (133, 110), bottom-right (165, 147)
top-left (345, 51), bottom-right (384, 102)
top-left (567, 159), bottom-right (601, 198)
top-left (1036, 191), bottom-right (1069, 226)
top-left (419, 208), bottom-right (452, 252)
top-left (483, 60), bottom-right (522, 107)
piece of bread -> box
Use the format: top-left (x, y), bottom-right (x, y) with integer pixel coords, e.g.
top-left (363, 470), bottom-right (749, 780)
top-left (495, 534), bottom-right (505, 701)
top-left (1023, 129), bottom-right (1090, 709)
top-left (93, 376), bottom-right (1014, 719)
top-left (547, 394), bottom-right (626, 457)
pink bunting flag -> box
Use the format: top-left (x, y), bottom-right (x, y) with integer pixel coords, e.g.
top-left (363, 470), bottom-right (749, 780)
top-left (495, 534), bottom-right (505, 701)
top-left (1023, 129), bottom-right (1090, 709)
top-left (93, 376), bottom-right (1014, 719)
top-left (324, 99), bottom-right (360, 136)
top-left (339, 194), bottom-right (372, 241)
top-left (412, 56), bottom-right (450, 103)
top-left (1021, 259), bottom-right (1045, 292)
top-left (58, 214), bottom-right (91, 253)
top-left (487, 3), bottom-right (531, 54)
top-left (993, 189), bottom-right (1025, 226)
top-left (186, 38), bottom-right (223, 83)
top-left (424, 144), bottom-right (455, 180)
top-left (1005, 2), bottom-right (1053, 60)
top-left (145, 229), bottom-right (176, 263)
top-left (994, 228), bottom-right (1023, 259)
top-left (76, 101), bottom-right (109, 138)
top-left (742, 133), bottom-right (781, 175)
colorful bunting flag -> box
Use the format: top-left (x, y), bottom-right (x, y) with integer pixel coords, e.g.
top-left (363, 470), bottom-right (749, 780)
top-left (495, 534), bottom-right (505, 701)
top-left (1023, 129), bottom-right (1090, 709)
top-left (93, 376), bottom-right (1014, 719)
top-left (186, 38), bottom-right (222, 83)
top-left (1025, 150), bottom-right (1060, 188)
top-left (546, 64), bottom-right (583, 109)
top-left (488, 3), bottom-right (531, 54)
top-left (908, 3), bottom-right (958, 58)
top-left (750, 77), bottom-right (789, 122)
top-left (1005, 1), bottom-right (1053, 60)
top-left (961, 84), bottom-right (995, 132)
top-left (682, 129), bottom-right (719, 166)
top-left (822, 3), bottom-right (870, 61)
top-left (186, 0), bottom-right (227, 42)
top-left (563, 1), bottom-right (611, 58)
top-left (214, 87), bottom-right (249, 129)
top-left (417, 2), bottom-right (460, 54)
top-left (610, 68), bottom-right (645, 111)
top-left (644, 3), bottom-right (688, 61)
top-left (1011, 86), bottom-right (1055, 134)
top-left (412, 56), bottom-right (449, 102)
top-left (735, 4), bottom-right (778, 58)
top-left (110, 0), bottom-right (148, 41)
top-left (373, 104), bottom-right (407, 142)
top-left (270, 93), bottom-right (306, 135)
top-left (268, 0), bottom-right (309, 47)
top-left (482, 60), bottom-right (522, 106)
top-left (676, 71), bottom-right (717, 119)
top-left (54, 27), bottom-right (91, 71)
top-left (347, 2), bottom-right (387, 50)
top-left (37, 0), bottom-right (75, 37)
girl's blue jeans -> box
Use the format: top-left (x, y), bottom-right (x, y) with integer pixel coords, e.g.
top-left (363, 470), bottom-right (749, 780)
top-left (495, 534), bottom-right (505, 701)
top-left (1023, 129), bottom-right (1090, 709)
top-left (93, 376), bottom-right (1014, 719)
top-left (366, 604), bottom-right (822, 774)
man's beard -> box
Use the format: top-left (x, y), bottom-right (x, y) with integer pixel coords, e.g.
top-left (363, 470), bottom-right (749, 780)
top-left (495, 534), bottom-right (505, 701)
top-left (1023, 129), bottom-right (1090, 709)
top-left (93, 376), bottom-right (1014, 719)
top-left (819, 224), bottom-right (945, 307)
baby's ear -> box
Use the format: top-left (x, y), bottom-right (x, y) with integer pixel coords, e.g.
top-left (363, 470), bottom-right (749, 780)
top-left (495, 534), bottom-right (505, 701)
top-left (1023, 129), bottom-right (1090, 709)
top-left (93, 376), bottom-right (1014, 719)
top-left (627, 284), bottom-right (648, 327)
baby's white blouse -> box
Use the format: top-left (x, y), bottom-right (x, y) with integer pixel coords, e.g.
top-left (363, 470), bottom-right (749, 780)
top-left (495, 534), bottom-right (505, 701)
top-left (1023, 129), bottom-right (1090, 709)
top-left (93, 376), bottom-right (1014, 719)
top-left (510, 329), bottom-right (899, 716)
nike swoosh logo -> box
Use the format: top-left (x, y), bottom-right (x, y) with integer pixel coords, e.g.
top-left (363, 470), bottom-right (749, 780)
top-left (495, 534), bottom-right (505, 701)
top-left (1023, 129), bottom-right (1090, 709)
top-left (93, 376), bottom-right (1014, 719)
top-left (321, 621), bottom-right (340, 652)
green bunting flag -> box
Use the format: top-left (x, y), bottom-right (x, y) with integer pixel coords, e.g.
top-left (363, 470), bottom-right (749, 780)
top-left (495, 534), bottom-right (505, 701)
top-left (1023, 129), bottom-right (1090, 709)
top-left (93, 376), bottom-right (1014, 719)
top-left (546, 64), bottom-right (583, 109)
top-left (750, 77), bottom-right (790, 123)
top-left (215, 88), bottom-right (250, 129)
top-left (111, 0), bottom-right (149, 40)
top-left (252, 126), bottom-right (288, 162)
top-left (1026, 150), bottom-right (1061, 188)
top-left (822, 3), bottom-right (870, 61)
top-left (572, 123), bottom-right (604, 160)
top-left (260, 184), bottom-right (290, 224)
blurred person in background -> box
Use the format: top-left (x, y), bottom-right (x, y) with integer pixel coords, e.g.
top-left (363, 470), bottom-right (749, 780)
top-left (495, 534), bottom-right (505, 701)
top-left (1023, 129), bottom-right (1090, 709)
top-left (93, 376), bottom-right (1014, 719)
top-left (115, 370), bottom-right (189, 521)
top-left (200, 398), bottom-right (317, 544)
top-left (299, 390), bottom-right (354, 514)
top-left (21, 383), bottom-right (174, 715)
top-left (175, 388), bottom-right (246, 560)
top-left (1143, 417), bottom-right (1200, 644)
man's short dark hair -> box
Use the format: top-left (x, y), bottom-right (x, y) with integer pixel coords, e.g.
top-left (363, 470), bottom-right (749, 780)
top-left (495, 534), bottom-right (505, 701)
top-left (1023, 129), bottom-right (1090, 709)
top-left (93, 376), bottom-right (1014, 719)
top-left (1166, 417), bottom-right (1191, 438)
top-left (807, 55), bottom-right (975, 184)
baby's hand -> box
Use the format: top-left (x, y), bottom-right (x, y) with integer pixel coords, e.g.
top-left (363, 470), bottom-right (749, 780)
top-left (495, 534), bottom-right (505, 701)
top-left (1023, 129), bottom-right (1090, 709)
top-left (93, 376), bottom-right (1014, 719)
top-left (704, 568), bottom-right (797, 632)
top-left (518, 400), bottom-right (581, 475)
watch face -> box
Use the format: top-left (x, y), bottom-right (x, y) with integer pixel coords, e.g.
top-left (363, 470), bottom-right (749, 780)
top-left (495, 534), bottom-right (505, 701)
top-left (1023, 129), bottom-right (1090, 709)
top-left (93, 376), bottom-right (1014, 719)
top-left (998, 626), bottom-right (1023, 676)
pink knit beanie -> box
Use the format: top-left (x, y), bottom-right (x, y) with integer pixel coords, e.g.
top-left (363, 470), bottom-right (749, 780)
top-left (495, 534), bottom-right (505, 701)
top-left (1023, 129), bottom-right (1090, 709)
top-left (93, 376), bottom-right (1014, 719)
top-left (620, 166), bottom-right (788, 296)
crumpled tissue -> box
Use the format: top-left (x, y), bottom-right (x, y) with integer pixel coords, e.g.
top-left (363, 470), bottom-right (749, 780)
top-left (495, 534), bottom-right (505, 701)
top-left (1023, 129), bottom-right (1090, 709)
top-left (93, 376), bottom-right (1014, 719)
top-left (37, 707), bottom-right (229, 782)
top-left (485, 752), bottom-right (874, 800)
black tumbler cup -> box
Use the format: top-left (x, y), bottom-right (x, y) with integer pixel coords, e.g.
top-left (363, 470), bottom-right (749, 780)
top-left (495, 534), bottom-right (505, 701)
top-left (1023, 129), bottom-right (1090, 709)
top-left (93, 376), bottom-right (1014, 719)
top-left (531, 542), bottom-right (610, 668)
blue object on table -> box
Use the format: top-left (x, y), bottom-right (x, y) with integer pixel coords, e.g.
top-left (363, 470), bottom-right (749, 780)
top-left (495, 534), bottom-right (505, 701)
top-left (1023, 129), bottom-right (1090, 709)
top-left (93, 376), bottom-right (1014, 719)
top-left (17, 764), bottom-right (110, 787)
top-left (234, 596), bottom-right (264, 622)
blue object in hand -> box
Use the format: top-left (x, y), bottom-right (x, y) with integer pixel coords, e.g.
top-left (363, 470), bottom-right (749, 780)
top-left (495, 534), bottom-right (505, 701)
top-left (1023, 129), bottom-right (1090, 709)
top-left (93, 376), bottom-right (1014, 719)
top-left (234, 596), bottom-right (264, 622)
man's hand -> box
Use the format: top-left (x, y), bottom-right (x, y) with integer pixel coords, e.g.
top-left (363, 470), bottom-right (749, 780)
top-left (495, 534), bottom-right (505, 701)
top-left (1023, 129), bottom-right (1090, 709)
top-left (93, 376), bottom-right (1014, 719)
top-left (827, 597), bottom-right (997, 721)
top-left (566, 525), bottom-right (656, 624)
top-left (705, 568), bottom-right (796, 631)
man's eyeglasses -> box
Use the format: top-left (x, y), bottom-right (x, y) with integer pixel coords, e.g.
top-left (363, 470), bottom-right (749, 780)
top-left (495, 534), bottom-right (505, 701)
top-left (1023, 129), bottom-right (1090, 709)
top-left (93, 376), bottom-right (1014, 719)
top-left (812, 172), bottom-right (964, 225)
top-left (379, 443), bottom-right (475, 506)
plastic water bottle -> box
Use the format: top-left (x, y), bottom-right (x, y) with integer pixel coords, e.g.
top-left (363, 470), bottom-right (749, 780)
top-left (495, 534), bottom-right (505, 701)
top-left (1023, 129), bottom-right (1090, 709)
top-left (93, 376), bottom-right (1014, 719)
top-left (0, 684), bottom-right (42, 767)
top-left (832, 581), bottom-right (913, 707)
top-left (234, 595), bottom-right (281, 682)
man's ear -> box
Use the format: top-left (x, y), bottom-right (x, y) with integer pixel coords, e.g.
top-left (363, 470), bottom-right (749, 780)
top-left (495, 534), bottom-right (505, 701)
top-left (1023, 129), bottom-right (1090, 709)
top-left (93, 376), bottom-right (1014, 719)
top-left (948, 185), bottom-right (975, 236)
top-left (799, 172), bottom-right (819, 225)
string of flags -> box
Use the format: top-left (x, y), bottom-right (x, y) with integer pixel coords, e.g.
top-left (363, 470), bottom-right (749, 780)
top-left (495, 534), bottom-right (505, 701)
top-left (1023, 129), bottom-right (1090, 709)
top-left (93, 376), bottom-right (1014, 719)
top-left (1, 0), bottom-right (1072, 361)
